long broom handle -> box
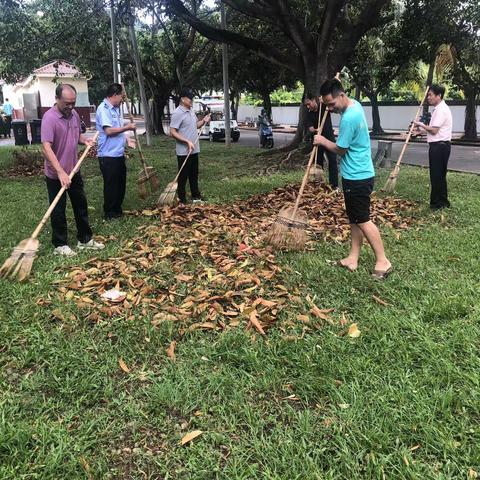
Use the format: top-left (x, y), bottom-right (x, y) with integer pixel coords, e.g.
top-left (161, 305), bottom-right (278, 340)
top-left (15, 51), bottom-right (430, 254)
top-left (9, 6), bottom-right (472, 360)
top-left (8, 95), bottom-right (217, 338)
top-left (312, 93), bottom-right (325, 170)
top-left (290, 107), bottom-right (330, 219)
top-left (390, 86), bottom-right (430, 173)
top-left (172, 121), bottom-right (208, 184)
top-left (30, 132), bottom-right (100, 240)
top-left (122, 88), bottom-right (149, 177)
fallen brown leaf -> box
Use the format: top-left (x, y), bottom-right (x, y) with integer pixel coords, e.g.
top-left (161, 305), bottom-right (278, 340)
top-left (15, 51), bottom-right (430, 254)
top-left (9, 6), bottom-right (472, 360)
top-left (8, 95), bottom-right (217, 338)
top-left (118, 358), bottom-right (131, 373)
top-left (166, 341), bottom-right (176, 361)
top-left (180, 430), bottom-right (203, 445)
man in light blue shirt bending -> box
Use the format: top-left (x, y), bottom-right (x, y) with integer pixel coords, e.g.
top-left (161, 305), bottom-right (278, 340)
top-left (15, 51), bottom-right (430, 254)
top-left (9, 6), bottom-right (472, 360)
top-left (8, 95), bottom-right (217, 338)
top-left (96, 83), bottom-right (136, 220)
top-left (314, 78), bottom-right (392, 280)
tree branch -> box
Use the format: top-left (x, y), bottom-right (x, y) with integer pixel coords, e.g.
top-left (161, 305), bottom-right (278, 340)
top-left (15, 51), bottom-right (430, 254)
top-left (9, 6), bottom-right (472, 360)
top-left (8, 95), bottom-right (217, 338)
top-left (165, 0), bottom-right (302, 73)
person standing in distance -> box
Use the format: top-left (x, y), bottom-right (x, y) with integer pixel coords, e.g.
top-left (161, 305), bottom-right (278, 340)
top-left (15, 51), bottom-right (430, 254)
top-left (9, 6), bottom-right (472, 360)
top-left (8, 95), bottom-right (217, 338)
top-left (414, 84), bottom-right (453, 210)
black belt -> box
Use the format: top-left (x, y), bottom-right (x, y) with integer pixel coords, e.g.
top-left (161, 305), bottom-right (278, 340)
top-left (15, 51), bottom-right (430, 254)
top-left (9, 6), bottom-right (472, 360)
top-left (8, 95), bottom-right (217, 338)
top-left (429, 141), bottom-right (450, 144)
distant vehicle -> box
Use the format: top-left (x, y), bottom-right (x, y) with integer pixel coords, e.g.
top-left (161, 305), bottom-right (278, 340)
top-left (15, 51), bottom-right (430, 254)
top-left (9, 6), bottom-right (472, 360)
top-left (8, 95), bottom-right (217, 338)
top-left (196, 101), bottom-right (240, 142)
top-left (259, 121), bottom-right (274, 148)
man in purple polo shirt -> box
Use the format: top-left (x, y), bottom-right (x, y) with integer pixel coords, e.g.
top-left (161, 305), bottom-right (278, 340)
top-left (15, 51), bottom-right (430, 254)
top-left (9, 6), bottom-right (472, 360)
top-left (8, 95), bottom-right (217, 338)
top-left (41, 83), bottom-right (104, 256)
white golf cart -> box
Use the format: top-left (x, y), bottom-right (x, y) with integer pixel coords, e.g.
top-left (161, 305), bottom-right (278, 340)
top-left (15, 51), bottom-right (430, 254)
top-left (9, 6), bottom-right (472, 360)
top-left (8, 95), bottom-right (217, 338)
top-left (196, 100), bottom-right (240, 142)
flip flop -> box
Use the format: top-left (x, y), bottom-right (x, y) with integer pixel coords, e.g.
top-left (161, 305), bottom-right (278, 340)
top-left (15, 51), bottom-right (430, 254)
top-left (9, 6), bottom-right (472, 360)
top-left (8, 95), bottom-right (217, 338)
top-left (372, 266), bottom-right (393, 280)
top-left (337, 260), bottom-right (357, 272)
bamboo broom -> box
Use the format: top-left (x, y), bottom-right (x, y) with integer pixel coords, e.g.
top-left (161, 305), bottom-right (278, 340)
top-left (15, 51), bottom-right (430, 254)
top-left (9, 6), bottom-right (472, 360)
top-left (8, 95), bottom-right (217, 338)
top-left (266, 107), bottom-right (330, 250)
top-left (122, 88), bottom-right (159, 199)
top-left (383, 86), bottom-right (430, 193)
top-left (0, 133), bottom-right (99, 282)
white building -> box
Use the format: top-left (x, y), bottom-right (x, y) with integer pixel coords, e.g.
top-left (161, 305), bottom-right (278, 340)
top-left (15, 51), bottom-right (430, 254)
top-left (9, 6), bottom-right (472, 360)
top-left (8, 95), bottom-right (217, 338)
top-left (1, 60), bottom-right (92, 126)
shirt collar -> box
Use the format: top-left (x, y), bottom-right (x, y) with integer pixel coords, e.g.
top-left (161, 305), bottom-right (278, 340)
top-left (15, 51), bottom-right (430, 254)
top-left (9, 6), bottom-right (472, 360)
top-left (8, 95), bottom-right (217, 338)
top-left (104, 98), bottom-right (117, 110)
top-left (179, 104), bottom-right (191, 113)
top-left (53, 104), bottom-right (70, 119)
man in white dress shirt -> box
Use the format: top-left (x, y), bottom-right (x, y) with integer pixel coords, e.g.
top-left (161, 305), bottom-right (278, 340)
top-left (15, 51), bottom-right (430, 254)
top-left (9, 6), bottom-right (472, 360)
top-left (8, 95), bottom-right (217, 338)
top-left (414, 84), bottom-right (453, 210)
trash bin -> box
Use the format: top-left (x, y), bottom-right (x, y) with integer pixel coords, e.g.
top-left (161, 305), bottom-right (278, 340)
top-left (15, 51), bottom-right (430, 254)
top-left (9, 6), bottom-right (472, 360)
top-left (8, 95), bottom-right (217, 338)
top-left (30, 119), bottom-right (42, 144)
top-left (12, 120), bottom-right (28, 146)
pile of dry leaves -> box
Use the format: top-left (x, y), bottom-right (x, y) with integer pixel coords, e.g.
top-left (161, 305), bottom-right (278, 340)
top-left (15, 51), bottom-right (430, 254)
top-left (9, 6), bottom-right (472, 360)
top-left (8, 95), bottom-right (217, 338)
top-left (53, 183), bottom-right (416, 337)
top-left (2, 149), bottom-right (44, 178)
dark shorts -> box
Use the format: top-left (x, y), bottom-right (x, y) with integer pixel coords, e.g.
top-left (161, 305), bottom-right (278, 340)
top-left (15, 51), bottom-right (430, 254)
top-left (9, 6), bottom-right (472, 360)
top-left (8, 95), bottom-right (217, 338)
top-left (342, 177), bottom-right (374, 224)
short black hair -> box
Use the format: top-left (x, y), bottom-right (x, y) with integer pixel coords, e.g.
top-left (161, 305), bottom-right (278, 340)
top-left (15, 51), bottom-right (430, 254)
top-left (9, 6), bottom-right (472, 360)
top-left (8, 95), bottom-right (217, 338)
top-left (303, 92), bottom-right (317, 102)
top-left (179, 87), bottom-right (194, 100)
top-left (320, 78), bottom-right (344, 97)
top-left (429, 84), bottom-right (445, 99)
top-left (106, 83), bottom-right (123, 97)
top-left (55, 83), bottom-right (77, 98)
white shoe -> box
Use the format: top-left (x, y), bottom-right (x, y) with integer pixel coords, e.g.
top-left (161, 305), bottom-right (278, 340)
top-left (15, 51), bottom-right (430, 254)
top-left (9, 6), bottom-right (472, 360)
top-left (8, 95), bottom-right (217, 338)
top-left (77, 239), bottom-right (105, 250)
top-left (192, 199), bottom-right (205, 204)
top-left (53, 245), bottom-right (77, 256)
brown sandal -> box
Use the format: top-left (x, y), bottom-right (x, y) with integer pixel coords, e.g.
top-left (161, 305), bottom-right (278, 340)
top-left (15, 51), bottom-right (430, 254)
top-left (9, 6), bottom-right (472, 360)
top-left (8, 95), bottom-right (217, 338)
top-left (372, 266), bottom-right (393, 280)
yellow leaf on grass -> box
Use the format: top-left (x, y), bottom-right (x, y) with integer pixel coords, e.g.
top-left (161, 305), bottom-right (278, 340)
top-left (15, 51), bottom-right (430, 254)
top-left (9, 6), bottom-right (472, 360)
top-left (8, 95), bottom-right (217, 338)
top-left (468, 469), bottom-right (478, 479)
top-left (348, 323), bottom-right (361, 338)
top-left (118, 358), bottom-right (131, 373)
top-left (166, 341), bottom-right (176, 361)
top-left (180, 430), bottom-right (203, 445)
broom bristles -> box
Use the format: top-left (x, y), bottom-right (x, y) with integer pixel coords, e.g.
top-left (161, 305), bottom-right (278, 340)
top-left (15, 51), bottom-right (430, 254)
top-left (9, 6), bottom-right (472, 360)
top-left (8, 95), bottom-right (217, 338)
top-left (17, 249), bottom-right (37, 282)
top-left (149, 173), bottom-right (160, 192)
top-left (157, 181), bottom-right (178, 206)
top-left (384, 165), bottom-right (400, 193)
top-left (0, 238), bottom-right (39, 281)
top-left (138, 177), bottom-right (149, 199)
top-left (266, 205), bottom-right (309, 250)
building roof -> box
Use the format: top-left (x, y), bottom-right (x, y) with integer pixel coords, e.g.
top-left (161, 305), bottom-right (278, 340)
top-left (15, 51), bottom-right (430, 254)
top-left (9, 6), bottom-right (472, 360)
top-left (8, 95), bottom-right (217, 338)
top-left (33, 60), bottom-right (82, 77)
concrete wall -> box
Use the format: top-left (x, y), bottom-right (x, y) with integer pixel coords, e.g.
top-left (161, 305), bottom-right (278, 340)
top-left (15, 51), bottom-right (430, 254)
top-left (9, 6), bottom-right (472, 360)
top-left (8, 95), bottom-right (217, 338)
top-left (238, 103), bottom-right (480, 133)
top-left (36, 77), bottom-right (90, 107)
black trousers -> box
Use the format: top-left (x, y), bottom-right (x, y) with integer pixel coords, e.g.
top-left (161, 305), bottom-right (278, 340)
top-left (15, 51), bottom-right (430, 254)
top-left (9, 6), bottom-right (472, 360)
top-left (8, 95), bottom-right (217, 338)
top-left (428, 142), bottom-right (451, 209)
top-left (177, 153), bottom-right (200, 203)
top-left (5, 115), bottom-right (12, 136)
top-left (98, 156), bottom-right (127, 218)
top-left (318, 146), bottom-right (339, 188)
top-left (45, 173), bottom-right (92, 247)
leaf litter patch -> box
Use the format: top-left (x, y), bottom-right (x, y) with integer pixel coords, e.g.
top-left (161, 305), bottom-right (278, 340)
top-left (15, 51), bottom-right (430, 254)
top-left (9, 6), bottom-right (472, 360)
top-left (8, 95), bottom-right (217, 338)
top-left (51, 183), bottom-right (417, 337)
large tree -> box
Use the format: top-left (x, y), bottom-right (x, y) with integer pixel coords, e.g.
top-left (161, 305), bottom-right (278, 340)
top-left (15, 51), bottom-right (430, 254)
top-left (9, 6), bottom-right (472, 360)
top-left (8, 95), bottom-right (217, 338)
top-left (165, 0), bottom-right (394, 145)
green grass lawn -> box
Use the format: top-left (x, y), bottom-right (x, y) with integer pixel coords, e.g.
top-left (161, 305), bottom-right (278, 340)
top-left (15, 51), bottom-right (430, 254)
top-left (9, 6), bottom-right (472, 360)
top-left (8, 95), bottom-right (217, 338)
top-left (0, 137), bottom-right (479, 479)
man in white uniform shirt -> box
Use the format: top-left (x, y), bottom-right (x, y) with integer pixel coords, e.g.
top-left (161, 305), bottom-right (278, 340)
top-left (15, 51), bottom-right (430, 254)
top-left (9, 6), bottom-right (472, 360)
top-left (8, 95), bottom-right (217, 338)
top-left (414, 84), bottom-right (453, 210)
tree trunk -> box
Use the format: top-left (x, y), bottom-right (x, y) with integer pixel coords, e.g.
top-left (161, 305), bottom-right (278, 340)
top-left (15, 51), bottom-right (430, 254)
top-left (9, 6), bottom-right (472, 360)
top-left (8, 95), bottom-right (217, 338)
top-left (463, 87), bottom-right (478, 140)
top-left (260, 91), bottom-right (272, 120)
top-left (355, 84), bottom-right (361, 100)
top-left (152, 93), bottom-right (169, 135)
top-left (368, 91), bottom-right (384, 135)
top-left (424, 58), bottom-right (435, 116)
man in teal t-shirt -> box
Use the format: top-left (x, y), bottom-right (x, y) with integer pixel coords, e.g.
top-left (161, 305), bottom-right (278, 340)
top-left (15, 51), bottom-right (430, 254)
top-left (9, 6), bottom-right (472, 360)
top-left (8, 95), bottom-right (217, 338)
top-left (314, 78), bottom-right (392, 279)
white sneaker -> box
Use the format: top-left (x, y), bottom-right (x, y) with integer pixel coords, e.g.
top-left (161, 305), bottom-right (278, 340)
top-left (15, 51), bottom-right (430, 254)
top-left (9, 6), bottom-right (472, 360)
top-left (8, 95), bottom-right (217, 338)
top-left (77, 239), bottom-right (105, 250)
top-left (192, 199), bottom-right (205, 204)
top-left (53, 245), bottom-right (77, 256)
